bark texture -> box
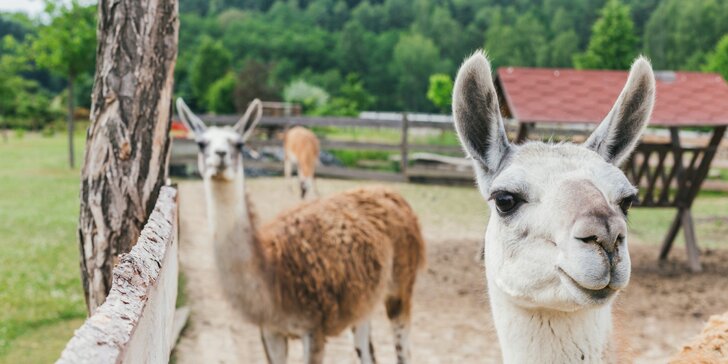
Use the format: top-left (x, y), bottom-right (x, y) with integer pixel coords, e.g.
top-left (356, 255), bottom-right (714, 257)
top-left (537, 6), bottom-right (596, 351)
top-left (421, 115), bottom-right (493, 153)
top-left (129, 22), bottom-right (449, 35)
top-left (79, 0), bottom-right (178, 314)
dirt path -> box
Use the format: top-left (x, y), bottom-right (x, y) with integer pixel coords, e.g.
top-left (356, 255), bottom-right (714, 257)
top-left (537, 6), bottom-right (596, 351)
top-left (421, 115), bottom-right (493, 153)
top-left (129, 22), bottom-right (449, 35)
top-left (173, 178), bottom-right (728, 363)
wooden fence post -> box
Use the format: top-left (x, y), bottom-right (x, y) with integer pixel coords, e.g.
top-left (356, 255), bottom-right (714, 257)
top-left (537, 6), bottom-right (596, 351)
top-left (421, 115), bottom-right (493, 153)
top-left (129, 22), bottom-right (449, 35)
top-left (78, 0), bottom-right (179, 314)
top-left (400, 113), bottom-right (409, 177)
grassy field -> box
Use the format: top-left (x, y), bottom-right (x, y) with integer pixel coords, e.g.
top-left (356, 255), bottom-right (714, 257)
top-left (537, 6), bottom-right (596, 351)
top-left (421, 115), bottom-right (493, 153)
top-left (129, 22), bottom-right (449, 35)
top-left (0, 132), bottom-right (726, 363)
top-left (0, 133), bottom-right (87, 363)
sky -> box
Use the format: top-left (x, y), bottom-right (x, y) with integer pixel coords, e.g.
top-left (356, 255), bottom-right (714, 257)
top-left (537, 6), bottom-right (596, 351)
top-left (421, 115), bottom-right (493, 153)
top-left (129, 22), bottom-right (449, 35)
top-left (0, 0), bottom-right (45, 15)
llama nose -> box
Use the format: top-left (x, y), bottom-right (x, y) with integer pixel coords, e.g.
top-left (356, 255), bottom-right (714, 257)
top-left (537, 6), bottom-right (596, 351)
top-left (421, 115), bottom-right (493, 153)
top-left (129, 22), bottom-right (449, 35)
top-left (215, 150), bottom-right (227, 158)
top-left (572, 213), bottom-right (627, 255)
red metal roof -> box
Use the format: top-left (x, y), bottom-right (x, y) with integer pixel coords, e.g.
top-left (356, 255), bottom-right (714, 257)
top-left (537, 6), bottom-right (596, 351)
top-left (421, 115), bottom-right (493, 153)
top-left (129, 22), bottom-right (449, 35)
top-left (496, 67), bottom-right (728, 127)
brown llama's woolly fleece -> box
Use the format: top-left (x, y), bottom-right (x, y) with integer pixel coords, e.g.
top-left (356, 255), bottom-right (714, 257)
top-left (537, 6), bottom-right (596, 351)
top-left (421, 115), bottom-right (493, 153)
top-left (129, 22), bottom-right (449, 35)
top-left (284, 126), bottom-right (320, 178)
top-left (669, 312), bottom-right (728, 363)
top-left (249, 186), bottom-right (425, 336)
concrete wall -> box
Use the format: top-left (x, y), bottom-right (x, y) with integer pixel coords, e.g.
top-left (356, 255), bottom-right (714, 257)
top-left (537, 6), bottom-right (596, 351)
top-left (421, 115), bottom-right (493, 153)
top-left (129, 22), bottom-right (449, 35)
top-left (57, 186), bottom-right (178, 364)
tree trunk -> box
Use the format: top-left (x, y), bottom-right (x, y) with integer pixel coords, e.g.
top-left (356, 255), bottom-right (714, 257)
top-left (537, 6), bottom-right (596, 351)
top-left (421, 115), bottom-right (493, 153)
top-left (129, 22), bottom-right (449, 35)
top-left (78, 0), bottom-right (178, 314)
top-left (67, 74), bottom-right (75, 168)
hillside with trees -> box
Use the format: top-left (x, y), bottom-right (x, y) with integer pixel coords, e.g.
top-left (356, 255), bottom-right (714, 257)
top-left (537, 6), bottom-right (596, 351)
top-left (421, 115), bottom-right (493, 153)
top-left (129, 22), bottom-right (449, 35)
top-left (2, 0), bottom-right (728, 125)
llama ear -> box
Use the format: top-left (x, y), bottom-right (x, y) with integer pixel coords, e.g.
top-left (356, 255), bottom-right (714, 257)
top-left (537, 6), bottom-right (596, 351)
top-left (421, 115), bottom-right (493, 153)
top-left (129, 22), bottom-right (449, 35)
top-left (176, 98), bottom-right (207, 136)
top-left (585, 56), bottom-right (655, 166)
top-left (452, 51), bottom-right (512, 187)
top-left (235, 99), bottom-right (263, 142)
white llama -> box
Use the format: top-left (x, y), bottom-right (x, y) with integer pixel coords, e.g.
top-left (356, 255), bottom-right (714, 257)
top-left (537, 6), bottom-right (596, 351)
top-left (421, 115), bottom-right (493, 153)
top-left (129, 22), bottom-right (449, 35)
top-left (176, 98), bottom-right (426, 364)
top-left (452, 51), bottom-right (655, 363)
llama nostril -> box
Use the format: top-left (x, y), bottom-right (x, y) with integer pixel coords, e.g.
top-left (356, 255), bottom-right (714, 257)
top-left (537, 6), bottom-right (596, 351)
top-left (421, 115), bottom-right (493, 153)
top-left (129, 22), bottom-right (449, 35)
top-left (215, 150), bottom-right (227, 158)
top-left (576, 235), bottom-right (599, 244)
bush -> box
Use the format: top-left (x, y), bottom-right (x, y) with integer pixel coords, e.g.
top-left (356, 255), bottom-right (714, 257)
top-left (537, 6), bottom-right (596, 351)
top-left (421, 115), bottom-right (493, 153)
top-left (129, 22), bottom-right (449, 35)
top-left (283, 80), bottom-right (329, 112)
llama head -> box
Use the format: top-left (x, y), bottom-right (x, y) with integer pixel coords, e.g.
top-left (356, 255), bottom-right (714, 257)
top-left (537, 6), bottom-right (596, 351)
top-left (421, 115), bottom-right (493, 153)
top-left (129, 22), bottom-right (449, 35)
top-left (176, 98), bottom-right (262, 182)
top-left (453, 51), bottom-right (655, 312)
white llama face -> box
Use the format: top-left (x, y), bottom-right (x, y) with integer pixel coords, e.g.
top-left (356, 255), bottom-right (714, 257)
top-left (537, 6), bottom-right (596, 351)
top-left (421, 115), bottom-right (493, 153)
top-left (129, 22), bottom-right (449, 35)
top-left (484, 144), bottom-right (636, 310)
top-left (176, 98), bottom-right (263, 181)
top-left (452, 51), bottom-right (655, 312)
top-left (194, 127), bottom-right (245, 181)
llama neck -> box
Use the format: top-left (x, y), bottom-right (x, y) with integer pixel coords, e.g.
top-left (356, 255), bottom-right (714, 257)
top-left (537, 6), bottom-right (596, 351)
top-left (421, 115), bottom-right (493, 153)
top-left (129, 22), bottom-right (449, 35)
top-left (489, 287), bottom-right (615, 364)
top-left (204, 168), bottom-right (273, 323)
top-left (205, 172), bottom-right (251, 245)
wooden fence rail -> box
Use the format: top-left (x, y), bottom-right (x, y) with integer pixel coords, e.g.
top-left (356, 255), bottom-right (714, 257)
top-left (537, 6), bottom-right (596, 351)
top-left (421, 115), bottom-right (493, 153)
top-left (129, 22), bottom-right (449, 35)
top-left (171, 114), bottom-right (728, 188)
top-left (57, 187), bottom-right (184, 364)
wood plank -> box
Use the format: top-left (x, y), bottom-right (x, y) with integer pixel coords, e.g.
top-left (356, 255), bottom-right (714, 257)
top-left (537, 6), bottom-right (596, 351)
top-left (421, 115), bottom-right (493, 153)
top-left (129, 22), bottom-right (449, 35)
top-left (401, 114), bottom-right (409, 176)
top-left (659, 209), bottom-right (683, 260)
top-left (58, 187), bottom-right (179, 364)
top-left (170, 306), bottom-right (190, 353)
top-left (681, 209), bottom-right (703, 273)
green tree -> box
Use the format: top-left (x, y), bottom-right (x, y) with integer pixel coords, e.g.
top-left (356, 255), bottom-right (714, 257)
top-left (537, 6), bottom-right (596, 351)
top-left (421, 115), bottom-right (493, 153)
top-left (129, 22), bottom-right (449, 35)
top-left (323, 73), bottom-right (375, 115)
top-left (644, 0), bottom-right (728, 70)
top-left (485, 11), bottom-right (547, 68)
top-left (574, 0), bottom-right (638, 70)
top-left (546, 31), bottom-right (579, 67)
top-left (704, 35), bottom-right (728, 81)
top-left (0, 36), bottom-right (29, 138)
top-left (234, 59), bottom-right (280, 112)
top-left (205, 72), bottom-right (237, 113)
top-left (31, 0), bottom-right (96, 167)
top-left (189, 36), bottom-right (232, 108)
top-left (426, 73), bottom-right (453, 113)
top-left (391, 33), bottom-right (447, 111)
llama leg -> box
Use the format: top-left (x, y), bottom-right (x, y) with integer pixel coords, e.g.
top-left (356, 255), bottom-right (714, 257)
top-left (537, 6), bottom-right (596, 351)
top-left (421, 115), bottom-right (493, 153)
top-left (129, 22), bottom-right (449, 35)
top-left (386, 296), bottom-right (412, 364)
top-left (352, 320), bottom-right (377, 364)
top-left (299, 176), bottom-right (308, 199)
top-left (260, 327), bottom-right (288, 364)
top-left (302, 330), bottom-right (326, 364)
top-left (312, 177), bottom-right (320, 197)
top-left (284, 157), bottom-right (294, 192)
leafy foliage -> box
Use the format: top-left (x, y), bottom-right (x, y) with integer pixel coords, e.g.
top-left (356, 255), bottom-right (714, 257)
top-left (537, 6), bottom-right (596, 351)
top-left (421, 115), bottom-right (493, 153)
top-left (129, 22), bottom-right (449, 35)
top-left (283, 80), bottom-right (330, 112)
top-left (574, 0), bottom-right (638, 70)
top-left (704, 35), bottom-right (728, 81)
top-left (189, 36), bottom-right (232, 106)
top-left (205, 72), bottom-right (237, 113)
top-left (645, 0), bottom-right (728, 70)
top-left (5, 0), bottom-right (728, 125)
top-left (30, 1), bottom-right (96, 79)
top-left (426, 73), bottom-right (453, 113)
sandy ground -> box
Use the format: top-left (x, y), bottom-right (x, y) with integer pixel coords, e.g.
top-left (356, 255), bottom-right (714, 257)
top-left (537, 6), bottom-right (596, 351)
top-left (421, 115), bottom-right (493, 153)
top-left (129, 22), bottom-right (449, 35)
top-left (173, 178), bottom-right (728, 363)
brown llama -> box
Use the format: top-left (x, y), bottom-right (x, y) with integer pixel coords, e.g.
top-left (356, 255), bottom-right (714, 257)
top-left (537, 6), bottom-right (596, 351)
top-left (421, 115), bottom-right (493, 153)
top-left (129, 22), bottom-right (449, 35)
top-left (283, 126), bottom-right (320, 199)
top-left (176, 98), bottom-right (426, 364)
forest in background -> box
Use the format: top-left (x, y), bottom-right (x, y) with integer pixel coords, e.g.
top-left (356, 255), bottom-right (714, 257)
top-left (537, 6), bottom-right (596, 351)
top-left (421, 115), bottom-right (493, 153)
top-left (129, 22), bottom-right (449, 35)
top-left (2, 0), bottom-right (728, 130)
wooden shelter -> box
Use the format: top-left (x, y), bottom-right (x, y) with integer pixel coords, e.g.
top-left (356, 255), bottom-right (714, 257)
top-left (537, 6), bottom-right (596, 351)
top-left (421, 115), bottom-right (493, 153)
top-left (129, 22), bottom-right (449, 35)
top-left (496, 67), bottom-right (728, 272)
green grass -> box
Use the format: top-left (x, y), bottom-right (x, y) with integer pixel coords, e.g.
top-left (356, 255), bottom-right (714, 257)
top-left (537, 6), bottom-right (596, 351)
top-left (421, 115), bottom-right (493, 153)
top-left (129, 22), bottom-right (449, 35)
top-left (315, 127), bottom-right (462, 171)
top-left (329, 149), bottom-right (396, 170)
top-left (313, 126), bottom-right (461, 147)
top-left (0, 130), bottom-right (726, 363)
top-left (0, 133), bottom-right (87, 363)
top-left (629, 192), bottom-right (728, 249)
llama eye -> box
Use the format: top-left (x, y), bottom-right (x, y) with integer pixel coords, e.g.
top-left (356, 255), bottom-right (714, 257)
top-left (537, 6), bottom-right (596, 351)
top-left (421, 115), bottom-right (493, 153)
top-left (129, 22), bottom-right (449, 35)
top-left (490, 191), bottom-right (524, 215)
top-left (196, 140), bottom-right (208, 150)
top-left (619, 195), bottom-right (637, 215)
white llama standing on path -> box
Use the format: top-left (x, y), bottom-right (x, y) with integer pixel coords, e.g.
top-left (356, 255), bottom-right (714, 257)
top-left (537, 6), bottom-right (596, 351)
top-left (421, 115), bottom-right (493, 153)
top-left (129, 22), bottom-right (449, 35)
top-left (176, 98), bottom-right (426, 364)
top-left (452, 51), bottom-right (655, 363)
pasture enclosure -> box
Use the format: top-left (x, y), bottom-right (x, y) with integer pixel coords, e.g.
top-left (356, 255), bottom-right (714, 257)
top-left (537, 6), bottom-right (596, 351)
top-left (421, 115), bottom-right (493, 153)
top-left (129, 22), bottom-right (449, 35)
top-left (172, 113), bottom-right (467, 183)
top-left (57, 187), bottom-right (185, 364)
top-left (173, 178), bottom-right (728, 363)
top-left (171, 113), bottom-right (728, 271)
